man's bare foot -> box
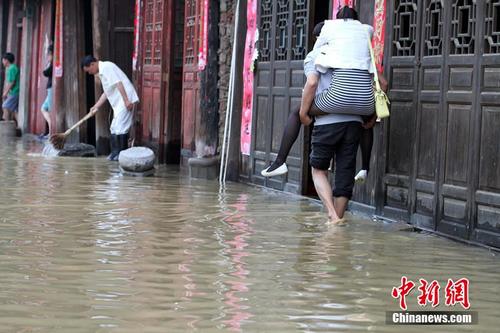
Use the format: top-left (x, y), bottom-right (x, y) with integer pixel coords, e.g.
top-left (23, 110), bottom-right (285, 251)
top-left (326, 217), bottom-right (346, 226)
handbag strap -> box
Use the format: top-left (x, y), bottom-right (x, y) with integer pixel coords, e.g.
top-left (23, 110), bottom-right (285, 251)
top-left (367, 31), bottom-right (382, 92)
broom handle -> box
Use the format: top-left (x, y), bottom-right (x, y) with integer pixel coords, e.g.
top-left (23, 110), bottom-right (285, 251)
top-left (63, 111), bottom-right (95, 136)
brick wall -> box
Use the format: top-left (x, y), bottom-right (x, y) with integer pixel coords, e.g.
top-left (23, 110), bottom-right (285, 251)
top-left (217, 0), bottom-right (235, 154)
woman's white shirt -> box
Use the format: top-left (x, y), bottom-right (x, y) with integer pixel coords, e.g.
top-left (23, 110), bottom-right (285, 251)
top-left (313, 19), bottom-right (375, 74)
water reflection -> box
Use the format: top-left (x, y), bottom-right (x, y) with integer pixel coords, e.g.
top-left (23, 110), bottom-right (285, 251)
top-left (218, 192), bottom-right (254, 331)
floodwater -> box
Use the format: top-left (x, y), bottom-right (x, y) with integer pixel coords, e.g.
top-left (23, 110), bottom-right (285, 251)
top-left (0, 138), bottom-right (499, 333)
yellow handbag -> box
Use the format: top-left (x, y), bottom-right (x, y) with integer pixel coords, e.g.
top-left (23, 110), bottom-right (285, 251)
top-left (367, 33), bottom-right (390, 119)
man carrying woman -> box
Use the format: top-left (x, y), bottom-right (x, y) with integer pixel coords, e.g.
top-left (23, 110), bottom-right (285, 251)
top-left (261, 6), bottom-right (387, 223)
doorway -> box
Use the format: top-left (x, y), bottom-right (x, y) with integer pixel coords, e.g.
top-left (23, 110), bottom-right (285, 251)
top-left (303, 0), bottom-right (331, 198)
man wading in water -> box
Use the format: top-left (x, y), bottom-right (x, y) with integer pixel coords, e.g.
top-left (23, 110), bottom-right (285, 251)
top-left (81, 56), bottom-right (139, 161)
top-left (300, 7), bottom-right (381, 224)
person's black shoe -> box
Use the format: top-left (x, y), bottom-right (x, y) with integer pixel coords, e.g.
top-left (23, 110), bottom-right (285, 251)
top-left (107, 134), bottom-right (119, 161)
top-left (115, 133), bottom-right (129, 160)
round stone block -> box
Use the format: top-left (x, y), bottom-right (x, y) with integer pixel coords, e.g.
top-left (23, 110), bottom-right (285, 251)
top-left (0, 121), bottom-right (16, 138)
top-left (119, 166), bottom-right (155, 177)
top-left (118, 147), bottom-right (155, 172)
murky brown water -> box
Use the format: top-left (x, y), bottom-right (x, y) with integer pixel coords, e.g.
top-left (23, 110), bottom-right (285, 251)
top-left (0, 138), bottom-right (499, 332)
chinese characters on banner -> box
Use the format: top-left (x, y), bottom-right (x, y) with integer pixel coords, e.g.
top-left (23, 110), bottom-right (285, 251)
top-left (132, 0), bottom-right (141, 71)
top-left (332, 0), bottom-right (356, 18)
top-left (240, 0), bottom-right (257, 155)
top-left (392, 277), bottom-right (471, 310)
top-left (198, 0), bottom-right (209, 70)
top-left (54, 0), bottom-right (63, 78)
top-left (372, 0), bottom-right (386, 73)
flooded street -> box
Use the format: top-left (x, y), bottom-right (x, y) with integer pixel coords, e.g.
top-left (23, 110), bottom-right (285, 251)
top-left (0, 139), bottom-right (499, 333)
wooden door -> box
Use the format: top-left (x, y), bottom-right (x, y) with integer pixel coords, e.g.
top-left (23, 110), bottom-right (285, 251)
top-left (470, 0), bottom-right (500, 248)
top-left (140, 0), bottom-right (166, 148)
top-left (408, 0), bottom-right (445, 229)
top-left (181, 0), bottom-right (201, 159)
top-left (164, 0), bottom-right (184, 163)
top-left (379, 0), bottom-right (421, 221)
top-left (383, 0), bottom-right (500, 247)
top-left (249, 0), bottom-right (311, 194)
top-left (29, 0), bottom-right (53, 135)
top-left (434, 0), bottom-right (479, 239)
top-left (109, 0), bottom-right (135, 79)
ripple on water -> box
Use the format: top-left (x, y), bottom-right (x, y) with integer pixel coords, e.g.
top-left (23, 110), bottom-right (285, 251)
top-left (0, 140), bottom-right (498, 332)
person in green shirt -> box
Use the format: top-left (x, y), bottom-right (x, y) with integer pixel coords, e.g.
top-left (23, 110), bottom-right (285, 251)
top-left (2, 52), bottom-right (20, 124)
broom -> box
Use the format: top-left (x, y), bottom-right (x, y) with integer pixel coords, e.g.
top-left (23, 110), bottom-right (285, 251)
top-left (49, 111), bottom-right (96, 150)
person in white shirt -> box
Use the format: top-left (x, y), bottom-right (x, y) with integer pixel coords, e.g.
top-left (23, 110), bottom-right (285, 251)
top-left (300, 7), bottom-right (376, 119)
top-left (81, 55), bottom-right (139, 161)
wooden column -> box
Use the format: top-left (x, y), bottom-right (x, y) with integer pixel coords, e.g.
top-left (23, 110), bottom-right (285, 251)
top-left (17, 0), bottom-right (35, 133)
top-left (91, 0), bottom-right (111, 155)
top-left (226, 0), bottom-right (246, 181)
top-left (0, 1), bottom-right (9, 89)
top-left (195, 0), bottom-right (220, 158)
top-left (55, 0), bottom-right (86, 142)
top-left (5, 0), bottom-right (20, 56)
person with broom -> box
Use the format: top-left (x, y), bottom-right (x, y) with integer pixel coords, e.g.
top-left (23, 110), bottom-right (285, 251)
top-left (81, 55), bottom-right (139, 161)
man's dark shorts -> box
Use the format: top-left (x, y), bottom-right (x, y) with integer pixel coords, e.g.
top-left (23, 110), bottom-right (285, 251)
top-left (310, 121), bottom-right (362, 199)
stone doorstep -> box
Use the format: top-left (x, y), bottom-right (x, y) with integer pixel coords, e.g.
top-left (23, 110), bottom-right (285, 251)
top-left (188, 157), bottom-right (220, 180)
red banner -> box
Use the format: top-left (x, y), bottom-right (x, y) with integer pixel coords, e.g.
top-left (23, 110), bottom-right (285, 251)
top-left (132, 0), bottom-right (141, 71)
top-left (240, 0), bottom-right (257, 155)
top-left (54, 0), bottom-right (63, 77)
top-left (372, 0), bottom-right (386, 73)
top-left (332, 0), bottom-right (355, 18)
top-left (198, 0), bottom-right (209, 70)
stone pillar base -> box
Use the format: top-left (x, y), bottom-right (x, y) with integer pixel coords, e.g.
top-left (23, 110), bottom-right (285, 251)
top-left (0, 121), bottom-right (16, 138)
top-left (188, 157), bottom-right (220, 180)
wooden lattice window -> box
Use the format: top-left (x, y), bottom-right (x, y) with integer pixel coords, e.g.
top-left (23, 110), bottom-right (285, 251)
top-left (184, 0), bottom-right (197, 65)
top-left (153, 0), bottom-right (163, 65)
top-left (292, 0), bottom-right (307, 60)
top-left (174, 1), bottom-right (185, 68)
top-left (259, 0), bottom-right (273, 62)
top-left (275, 0), bottom-right (289, 61)
top-left (485, 0), bottom-right (500, 54)
top-left (424, 0), bottom-right (443, 56)
top-left (144, 0), bottom-right (154, 64)
top-left (450, 0), bottom-right (476, 55)
top-left (393, 0), bottom-right (418, 57)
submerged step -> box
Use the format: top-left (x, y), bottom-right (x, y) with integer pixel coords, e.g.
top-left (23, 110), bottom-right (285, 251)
top-left (0, 120), bottom-right (16, 138)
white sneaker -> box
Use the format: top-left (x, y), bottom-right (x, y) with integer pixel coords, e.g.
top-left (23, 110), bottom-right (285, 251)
top-left (354, 169), bottom-right (368, 183)
top-left (261, 163), bottom-right (288, 177)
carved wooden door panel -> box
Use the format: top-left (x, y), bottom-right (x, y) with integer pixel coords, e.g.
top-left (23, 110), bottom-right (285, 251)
top-left (379, 0), bottom-right (421, 221)
top-left (140, 0), bottom-right (166, 145)
top-left (181, 0), bottom-right (201, 159)
top-left (250, 0), bottom-right (310, 194)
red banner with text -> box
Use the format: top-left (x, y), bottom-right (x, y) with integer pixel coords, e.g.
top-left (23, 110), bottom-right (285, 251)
top-left (132, 0), bottom-right (141, 71)
top-left (240, 0), bottom-right (257, 155)
top-left (198, 0), bottom-right (209, 70)
top-left (372, 0), bottom-right (386, 73)
top-left (54, 0), bottom-right (63, 78)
